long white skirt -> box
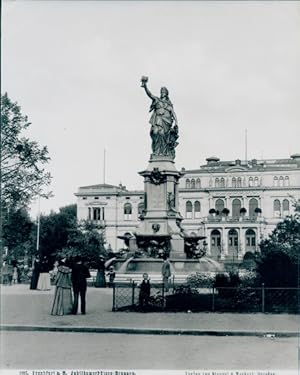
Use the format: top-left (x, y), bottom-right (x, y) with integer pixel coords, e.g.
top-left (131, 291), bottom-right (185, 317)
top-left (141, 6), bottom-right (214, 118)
top-left (37, 272), bottom-right (51, 291)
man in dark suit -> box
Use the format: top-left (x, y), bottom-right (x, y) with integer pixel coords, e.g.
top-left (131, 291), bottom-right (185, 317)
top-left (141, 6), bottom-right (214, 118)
top-left (71, 256), bottom-right (91, 315)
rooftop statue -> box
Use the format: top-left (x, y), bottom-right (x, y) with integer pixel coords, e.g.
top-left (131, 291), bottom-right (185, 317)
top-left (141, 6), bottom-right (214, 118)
top-left (141, 76), bottom-right (179, 159)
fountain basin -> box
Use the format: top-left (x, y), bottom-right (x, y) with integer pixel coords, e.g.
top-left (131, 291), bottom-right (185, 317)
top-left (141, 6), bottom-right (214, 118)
top-left (114, 256), bottom-right (223, 284)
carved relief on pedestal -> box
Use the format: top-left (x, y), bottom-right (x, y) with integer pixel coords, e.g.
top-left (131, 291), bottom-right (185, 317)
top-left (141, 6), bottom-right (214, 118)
top-left (149, 168), bottom-right (166, 185)
top-left (152, 223), bottom-right (160, 233)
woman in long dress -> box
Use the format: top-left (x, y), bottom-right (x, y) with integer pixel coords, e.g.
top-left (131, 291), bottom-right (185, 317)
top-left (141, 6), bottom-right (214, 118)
top-left (51, 259), bottom-right (73, 316)
top-left (95, 256), bottom-right (106, 288)
top-left (30, 256), bottom-right (40, 290)
top-left (37, 256), bottom-right (51, 291)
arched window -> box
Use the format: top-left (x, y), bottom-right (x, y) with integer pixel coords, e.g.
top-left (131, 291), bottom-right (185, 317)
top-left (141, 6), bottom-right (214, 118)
top-left (249, 198), bottom-right (259, 217)
top-left (279, 176), bottom-right (284, 187)
top-left (186, 179), bottom-right (190, 189)
top-left (273, 176), bottom-right (278, 186)
top-left (191, 179), bottom-right (195, 189)
top-left (211, 229), bottom-right (221, 259)
top-left (228, 229), bottom-right (239, 256)
top-left (273, 199), bottom-right (281, 217)
top-left (237, 177), bottom-right (242, 188)
top-left (215, 199), bottom-right (224, 214)
top-left (196, 178), bottom-right (201, 188)
top-left (285, 176), bottom-right (289, 186)
top-left (282, 199), bottom-right (290, 216)
top-left (194, 201), bottom-right (201, 218)
top-left (232, 199), bottom-right (241, 218)
top-left (232, 177), bottom-right (236, 188)
top-left (220, 178), bottom-right (225, 188)
top-left (138, 202), bottom-right (144, 215)
top-left (254, 177), bottom-right (259, 187)
top-left (215, 178), bottom-right (220, 188)
top-left (186, 201), bottom-right (193, 219)
top-left (249, 177), bottom-right (253, 187)
top-left (124, 202), bottom-right (132, 220)
top-left (245, 229), bottom-right (256, 249)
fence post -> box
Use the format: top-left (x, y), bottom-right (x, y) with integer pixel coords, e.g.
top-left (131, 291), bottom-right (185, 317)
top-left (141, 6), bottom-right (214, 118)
top-left (112, 283), bottom-right (116, 311)
top-left (132, 281), bottom-right (135, 306)
top-left (212, 287), bottom-right (215, 312)
top-left (262, 283), bottom-right (265, 313)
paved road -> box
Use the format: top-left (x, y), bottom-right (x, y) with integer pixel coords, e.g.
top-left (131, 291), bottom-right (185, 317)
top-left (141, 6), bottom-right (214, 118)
top-left (1, 331), bottom-right (298, 370)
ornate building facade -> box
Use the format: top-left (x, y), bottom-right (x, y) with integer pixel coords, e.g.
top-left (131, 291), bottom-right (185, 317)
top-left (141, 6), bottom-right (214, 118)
top-left (75, 154), bottom-right (300, 262)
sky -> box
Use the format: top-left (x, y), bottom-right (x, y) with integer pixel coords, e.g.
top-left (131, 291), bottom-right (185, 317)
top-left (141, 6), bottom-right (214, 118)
top-left (2, 0), bottom-right (300, 218)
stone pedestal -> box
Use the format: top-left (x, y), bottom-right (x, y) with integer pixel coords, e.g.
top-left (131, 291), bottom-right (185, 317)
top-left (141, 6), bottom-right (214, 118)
top-left (135, 154), bottom-right (185, 256)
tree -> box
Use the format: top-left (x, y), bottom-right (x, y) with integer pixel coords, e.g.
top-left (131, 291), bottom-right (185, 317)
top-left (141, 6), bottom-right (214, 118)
top-left (60, 220), bottom-right (106, 266)
top-left (257, 203), bottom-right (300, 286)
top-left (36, 205), bottom-right (106, 266)
top-left (37, 204), bottom-right (77, 260)
top-left (259, 211), bottom-right (300, 264)
top-left (2, 207), bottom-right (35, 260)
top-left (1, 93), bottom-right (51, 208)
top-left (257, 250), bottom-right (297, 287)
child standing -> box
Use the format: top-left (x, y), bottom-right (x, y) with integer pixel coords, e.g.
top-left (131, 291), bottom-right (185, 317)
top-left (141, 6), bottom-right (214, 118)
top-left (139, 272), bottom-right (151, 310)
top-left (107, 266), bottom-right (115, 288)
top-left (12, 266), bottom-right (18, 284)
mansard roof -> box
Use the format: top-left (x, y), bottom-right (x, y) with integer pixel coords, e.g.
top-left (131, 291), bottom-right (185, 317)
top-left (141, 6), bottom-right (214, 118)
top-left (183, 155), bottom-right (300, 175)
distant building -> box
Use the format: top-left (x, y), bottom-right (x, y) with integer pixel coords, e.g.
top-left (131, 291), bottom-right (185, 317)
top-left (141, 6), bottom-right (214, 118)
top-left (75, 154), bottom-right (300, 262)
top-left (75, 183), bottom-right (144, 251)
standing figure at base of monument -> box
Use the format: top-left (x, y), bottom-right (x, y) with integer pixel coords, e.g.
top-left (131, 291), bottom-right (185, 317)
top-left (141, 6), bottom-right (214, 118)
top-left (141, 76), bottom-right (179, 159)
top-left (161, 254), bottom-right (172, 292)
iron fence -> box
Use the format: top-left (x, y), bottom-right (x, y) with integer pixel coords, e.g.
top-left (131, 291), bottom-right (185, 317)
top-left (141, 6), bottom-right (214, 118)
top-left (112, 282), bottom-right (300, 313)
top-left (113, 281), bottom-right (168, 311)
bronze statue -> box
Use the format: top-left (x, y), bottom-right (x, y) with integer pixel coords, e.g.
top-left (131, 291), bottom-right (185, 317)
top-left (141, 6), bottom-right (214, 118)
top-left (141, 76), bottom-right (179, 158)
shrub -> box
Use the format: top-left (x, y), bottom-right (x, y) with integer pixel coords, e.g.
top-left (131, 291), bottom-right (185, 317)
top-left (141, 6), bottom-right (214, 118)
top-left (257, 250), bottom-right (297, 287)
top-left (187, 272), bottom-right (215, 289)
top-left (241, 251), bottom-right (258, 271)
top-left (231, 288), bottom-right (261, 312)
top-left (166, 284), bottom-right (200, 311)
top-left (238, 270), bottom-right (258, 287)
top-left (214, 272), bottom-right (240, 298)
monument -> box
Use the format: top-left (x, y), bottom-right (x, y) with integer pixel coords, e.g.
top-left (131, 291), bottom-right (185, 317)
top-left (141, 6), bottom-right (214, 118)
top-left (133, 76), bottom-right (205, 259)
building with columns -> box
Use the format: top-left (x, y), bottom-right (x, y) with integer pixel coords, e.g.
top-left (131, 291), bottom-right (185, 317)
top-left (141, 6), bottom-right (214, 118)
top-left (75, 154), bottom-right (300, 262)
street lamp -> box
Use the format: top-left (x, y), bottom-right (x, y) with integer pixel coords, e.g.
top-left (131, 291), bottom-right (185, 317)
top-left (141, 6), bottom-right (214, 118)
top-left (35, 192), bottom-right (52, 257)
top-left (36, 195), bottom-right (41, 255)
